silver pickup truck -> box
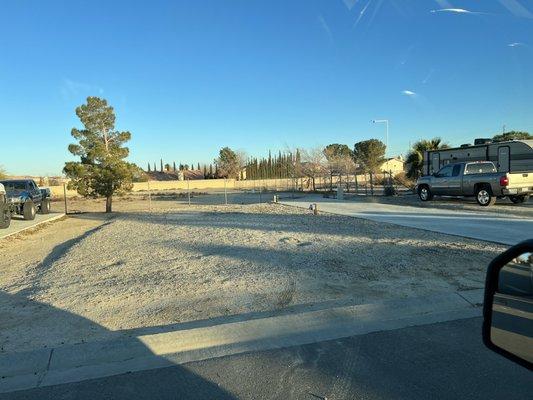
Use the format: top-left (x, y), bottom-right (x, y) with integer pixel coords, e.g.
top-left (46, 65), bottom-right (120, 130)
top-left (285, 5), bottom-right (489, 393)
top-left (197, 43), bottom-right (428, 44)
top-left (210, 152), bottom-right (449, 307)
top-left (416, 161), bottom-right (532, 206)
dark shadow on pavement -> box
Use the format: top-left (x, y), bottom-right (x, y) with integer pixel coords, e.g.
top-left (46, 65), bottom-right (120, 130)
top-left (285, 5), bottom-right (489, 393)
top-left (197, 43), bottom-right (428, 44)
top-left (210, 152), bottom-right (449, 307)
top-left (0, 290), bottom-right (236, 399)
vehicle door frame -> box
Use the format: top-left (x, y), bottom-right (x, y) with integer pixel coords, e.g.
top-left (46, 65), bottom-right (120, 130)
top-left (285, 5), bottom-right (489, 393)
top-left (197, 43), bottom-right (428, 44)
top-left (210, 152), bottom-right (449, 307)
top-left (446, 163), bottom-right (463, 194)
top-left (432, 164), bottom-right (453, 194)
top-left (29, 180), bottom-right (42, 204)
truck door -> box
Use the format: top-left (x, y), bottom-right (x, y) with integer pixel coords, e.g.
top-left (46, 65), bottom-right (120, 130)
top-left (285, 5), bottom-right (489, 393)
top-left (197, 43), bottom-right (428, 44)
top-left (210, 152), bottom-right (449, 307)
top-left (432, 165), bottom-right (453, 194)
top-left (446, 164), bottom-right (462, 194)
top-left (497, 146), bottom-right (510, 172)
top-left (30, 180), bottom-right (42, 204)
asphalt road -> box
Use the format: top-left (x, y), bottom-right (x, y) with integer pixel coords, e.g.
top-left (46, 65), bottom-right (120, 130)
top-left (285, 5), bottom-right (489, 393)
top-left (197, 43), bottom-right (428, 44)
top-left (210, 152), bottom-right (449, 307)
top-left (281, 195), bottom-right (533, 245)
top-left (4, 317), bottom-right (531, 400)
top-left (0, 212), bottom-right (65, 239)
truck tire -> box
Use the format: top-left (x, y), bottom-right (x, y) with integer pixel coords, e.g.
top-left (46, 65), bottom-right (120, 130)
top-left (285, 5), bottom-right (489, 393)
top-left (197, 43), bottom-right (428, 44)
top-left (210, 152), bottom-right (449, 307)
top-left (0, 210), bottom-right (10, 229)
top-left (39, 198), bottom-right (51, 214)
top-left (509, 195), bottom-right (529, 204)
top-left (23, 200), bottom-right (36, 220)
top-left (476, 186), bottom-right (496, 207)
top-left (418, 185), bottom-right (433, 201)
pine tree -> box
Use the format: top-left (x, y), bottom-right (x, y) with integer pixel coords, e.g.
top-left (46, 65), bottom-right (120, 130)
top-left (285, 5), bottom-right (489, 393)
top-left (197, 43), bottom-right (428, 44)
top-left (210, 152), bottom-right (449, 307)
top-left (63, 97), bottom-right (135, 213)
top-left (147, 163), bottom-right (151, 172)
top-left (173, 162), bottom-right (176, 172)
top-left (160, 159), bottom-right (163, 172)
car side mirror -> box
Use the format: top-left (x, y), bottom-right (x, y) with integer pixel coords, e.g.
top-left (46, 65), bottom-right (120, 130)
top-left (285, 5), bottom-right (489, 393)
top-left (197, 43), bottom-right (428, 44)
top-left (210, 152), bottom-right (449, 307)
top-left (483, 239), bottom-right (533, 370)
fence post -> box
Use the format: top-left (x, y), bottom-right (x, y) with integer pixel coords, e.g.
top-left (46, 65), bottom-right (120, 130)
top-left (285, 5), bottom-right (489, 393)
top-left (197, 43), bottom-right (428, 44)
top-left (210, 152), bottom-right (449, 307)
top-left (187, 179), bottom-right (191, 206)
top-left (224, 178), bottom-right (228, 205)
top-left (63, 183), bottom-right (68, 215)
top-left (148, 181), bottom-right (152, 212)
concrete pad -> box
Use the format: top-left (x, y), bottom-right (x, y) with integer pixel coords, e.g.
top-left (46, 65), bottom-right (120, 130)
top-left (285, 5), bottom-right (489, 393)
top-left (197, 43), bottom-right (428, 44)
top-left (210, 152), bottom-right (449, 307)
top-left (0, 213), bottom-right (65, 240)
top-left (280, 196), bottom-right (532, 245)
top-left (0, 291), bottom-right (480, 393)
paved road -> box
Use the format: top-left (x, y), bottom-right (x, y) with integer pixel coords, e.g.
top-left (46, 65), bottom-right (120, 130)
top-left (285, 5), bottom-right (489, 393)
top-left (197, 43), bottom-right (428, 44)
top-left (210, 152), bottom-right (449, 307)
top-left (1, 291), bottom-right (482, 393)
top-left (0, 213), bottom-right (65, 239)
top-left (4, 317), bottom-right (531, 400)
top-left (281, 195), bottom-right (533, 245)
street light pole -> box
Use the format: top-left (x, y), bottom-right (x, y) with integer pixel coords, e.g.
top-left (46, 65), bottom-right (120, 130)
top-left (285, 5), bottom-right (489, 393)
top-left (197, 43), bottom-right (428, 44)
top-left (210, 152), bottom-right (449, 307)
top-left (372, 119), bottom-right (389, 155)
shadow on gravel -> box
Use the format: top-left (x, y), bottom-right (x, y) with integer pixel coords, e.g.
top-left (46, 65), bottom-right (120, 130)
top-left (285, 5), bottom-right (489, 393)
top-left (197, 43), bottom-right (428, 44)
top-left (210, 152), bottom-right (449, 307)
top-left (15, 220), bottom-right (114, 298)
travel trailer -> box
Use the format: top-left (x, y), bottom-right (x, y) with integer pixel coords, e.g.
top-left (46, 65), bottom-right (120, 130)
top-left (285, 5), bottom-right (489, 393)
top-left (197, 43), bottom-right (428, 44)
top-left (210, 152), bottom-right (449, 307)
top-left (422, 139), bottom-right (533, 176)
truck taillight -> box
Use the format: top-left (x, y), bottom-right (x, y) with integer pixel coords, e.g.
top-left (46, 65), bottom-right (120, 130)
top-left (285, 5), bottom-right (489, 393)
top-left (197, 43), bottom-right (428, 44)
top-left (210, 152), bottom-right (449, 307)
top-left (500, 176), bottom-right (509, 186)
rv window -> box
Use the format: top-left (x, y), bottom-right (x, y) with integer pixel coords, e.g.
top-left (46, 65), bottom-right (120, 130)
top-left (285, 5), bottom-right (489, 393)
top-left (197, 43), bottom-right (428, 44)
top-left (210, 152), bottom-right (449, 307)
top-left (465, 162), bottom-right (496, 174)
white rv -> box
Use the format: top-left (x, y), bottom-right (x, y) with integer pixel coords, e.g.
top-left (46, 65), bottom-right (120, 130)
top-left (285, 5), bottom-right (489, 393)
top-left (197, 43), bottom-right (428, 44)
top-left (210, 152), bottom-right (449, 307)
top-left (423, 139), bottom-right (533, 176)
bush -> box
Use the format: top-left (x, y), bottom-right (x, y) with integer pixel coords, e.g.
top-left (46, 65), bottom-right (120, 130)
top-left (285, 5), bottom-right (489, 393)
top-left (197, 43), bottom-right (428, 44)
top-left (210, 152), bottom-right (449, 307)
top-left (394, 172), bottom-right (415, 190)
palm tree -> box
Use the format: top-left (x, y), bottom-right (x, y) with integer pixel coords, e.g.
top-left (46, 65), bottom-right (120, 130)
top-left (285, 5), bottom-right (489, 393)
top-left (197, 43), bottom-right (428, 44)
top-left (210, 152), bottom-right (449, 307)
top-left (406, 138), bottom-right (449, 179)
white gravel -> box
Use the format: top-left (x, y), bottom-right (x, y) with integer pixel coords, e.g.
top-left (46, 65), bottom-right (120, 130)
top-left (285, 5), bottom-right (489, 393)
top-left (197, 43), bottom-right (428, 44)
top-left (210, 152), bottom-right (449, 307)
top-left (0, 203), bottom-right (505, 353)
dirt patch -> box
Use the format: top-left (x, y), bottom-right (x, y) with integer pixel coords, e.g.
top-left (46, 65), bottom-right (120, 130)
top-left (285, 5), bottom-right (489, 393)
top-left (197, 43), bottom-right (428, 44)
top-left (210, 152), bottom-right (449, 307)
top-left (0, 200), bottom-right (506, 353)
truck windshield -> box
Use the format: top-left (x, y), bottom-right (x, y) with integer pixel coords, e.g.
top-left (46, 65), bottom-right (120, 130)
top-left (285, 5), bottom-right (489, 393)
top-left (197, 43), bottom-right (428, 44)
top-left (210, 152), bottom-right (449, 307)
top-left (0, 181), bottom-right (26, 191)
top-left (464, 163), bottom-right (497, 174)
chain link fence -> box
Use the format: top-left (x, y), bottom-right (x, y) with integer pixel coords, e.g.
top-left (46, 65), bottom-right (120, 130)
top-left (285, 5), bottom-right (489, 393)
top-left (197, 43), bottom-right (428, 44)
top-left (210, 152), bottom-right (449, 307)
top-left (48, 173), bottom-right (411, 214)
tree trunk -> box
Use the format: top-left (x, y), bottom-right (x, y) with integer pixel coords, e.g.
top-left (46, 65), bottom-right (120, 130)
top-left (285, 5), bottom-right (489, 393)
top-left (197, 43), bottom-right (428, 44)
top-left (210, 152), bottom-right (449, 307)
top-left (312, 177), bottom-right (316, 192)
top-left (106, 195), bottom-right (113, 213)
top-left (370, 172), bottom-right (374, 196)
top-left (355, 174), bottom-right (359, 194)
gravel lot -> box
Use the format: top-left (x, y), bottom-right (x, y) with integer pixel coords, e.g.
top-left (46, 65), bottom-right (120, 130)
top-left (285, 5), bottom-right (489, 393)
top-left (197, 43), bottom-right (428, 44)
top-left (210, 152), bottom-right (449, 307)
top-left (0, 200), bottom-right (506, 353)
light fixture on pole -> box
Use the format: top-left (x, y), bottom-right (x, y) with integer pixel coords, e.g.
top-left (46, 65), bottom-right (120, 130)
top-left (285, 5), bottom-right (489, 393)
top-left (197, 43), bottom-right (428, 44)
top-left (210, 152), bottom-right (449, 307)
top-left (372, 119), bottom-right (389, 154)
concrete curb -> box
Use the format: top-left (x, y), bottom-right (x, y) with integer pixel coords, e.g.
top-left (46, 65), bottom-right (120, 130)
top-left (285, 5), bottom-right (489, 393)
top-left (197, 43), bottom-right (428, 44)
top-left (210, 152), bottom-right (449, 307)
top-left (0, 213), bottom-right (66, 240)
top-left (0, 290), bottom-right (483, 393)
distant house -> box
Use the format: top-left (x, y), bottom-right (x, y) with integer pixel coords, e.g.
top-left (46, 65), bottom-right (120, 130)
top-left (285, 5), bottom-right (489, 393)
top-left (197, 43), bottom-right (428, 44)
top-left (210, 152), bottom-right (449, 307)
top-left (183, 170), bottom-right (205, 180)
top-left (379, 157), bottom-right (405, 174)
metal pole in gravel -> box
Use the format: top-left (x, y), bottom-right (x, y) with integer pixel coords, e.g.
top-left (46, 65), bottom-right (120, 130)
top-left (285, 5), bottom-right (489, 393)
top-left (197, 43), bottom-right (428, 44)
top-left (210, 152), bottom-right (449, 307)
top-left (224, 178), bottom-right (228, 205)
top-left (63, 183), bottom-right (68, 215)
top-left (187, 179), bottom-right (191, 206)
top-left (148, 181), bottom-right (152, 212)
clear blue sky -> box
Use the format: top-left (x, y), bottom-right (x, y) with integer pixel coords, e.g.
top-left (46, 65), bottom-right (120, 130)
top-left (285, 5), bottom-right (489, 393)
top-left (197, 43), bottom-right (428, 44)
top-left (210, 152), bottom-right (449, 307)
top-left (1, 0), bottom-right (532, 176)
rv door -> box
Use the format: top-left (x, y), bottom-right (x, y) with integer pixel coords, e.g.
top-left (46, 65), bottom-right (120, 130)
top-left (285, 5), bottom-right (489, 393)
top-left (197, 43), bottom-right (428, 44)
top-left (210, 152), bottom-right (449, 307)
top-left (497, 146), bottom-right (510, 172)
top-left (431, 153), bottom-right (440, 175)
